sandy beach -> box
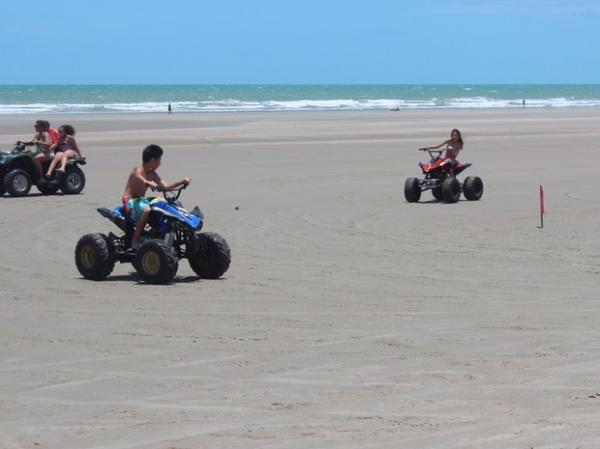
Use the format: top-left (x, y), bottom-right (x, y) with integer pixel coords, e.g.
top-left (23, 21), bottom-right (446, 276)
top-left (2, 109), bottom-right (600, 449)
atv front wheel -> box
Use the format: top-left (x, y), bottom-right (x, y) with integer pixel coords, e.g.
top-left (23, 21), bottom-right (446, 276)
top-left (0, 178), bottom-right (5, 196)
top-left (188, 232), bottom-right (231, 279)
top-left (75, 233), bottom-right (115, 280)
top-left (404, 177), bottom-right (421, 203)
top-left (61, 166), bottom-right (86, 194)
top-left (4, 169), bottom-right (32, 197)
top-left (463, 176), bottom-right (483, 201)
top-left (441, 178), bottom-right (461, 203)
top-left (135, 239), bottom-right (179, 284)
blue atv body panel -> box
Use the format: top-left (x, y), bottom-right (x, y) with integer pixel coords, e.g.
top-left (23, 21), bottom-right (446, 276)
top-left (151, 199), bottom-right (202, 230)
top-left (98, 197), bottom-right (203, 237)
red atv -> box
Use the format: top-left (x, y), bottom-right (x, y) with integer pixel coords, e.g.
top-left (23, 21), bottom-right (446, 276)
top-left (404, 148), bottom-right (483, 203)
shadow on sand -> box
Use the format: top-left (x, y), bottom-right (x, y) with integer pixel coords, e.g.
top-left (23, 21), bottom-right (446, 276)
top-left (0, 192), bottom-right (54, 199)
top-left (91, 272), bottom-right (206, 285)
top-left (408, 198), bottom-right (466, 205)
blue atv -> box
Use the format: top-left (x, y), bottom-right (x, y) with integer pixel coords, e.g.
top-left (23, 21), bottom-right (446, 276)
top-left (75, 186), bottom-right (231, 284)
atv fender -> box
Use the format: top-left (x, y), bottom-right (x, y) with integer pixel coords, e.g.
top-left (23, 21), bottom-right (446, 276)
top-left (97, 207), bottom-right (134, 233)
top-left (452, 162), bottom-right (472, 176)
top-left (68, 157), bottom-right (87, 166)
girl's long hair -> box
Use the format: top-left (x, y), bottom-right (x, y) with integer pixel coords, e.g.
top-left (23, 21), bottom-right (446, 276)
top-left (451, 128), bottom-right (463, 145)
top-left (60, 124), bottom-right (76, 135)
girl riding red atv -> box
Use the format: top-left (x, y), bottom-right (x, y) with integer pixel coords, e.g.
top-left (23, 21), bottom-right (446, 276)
top-left (425, 128), bottom-right (463, 176)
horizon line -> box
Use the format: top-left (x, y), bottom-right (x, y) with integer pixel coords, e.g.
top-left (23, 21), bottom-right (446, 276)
top-left (1, 83), bottom-right (600, 87)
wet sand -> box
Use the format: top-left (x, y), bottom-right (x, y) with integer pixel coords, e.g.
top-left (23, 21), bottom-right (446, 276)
top-left (1, 109), bottom-right (600, 449)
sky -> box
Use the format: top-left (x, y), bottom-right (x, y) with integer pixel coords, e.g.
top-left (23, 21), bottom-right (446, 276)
top-left (1, 0), bottom-right (599, 84)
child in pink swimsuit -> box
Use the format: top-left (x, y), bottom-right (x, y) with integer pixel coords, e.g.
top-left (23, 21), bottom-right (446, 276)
top-left (46, 124), bottom-right (84, 180)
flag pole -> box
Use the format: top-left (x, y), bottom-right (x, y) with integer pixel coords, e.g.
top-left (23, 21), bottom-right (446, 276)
top-left (539, 185), bottom-right (545, 228)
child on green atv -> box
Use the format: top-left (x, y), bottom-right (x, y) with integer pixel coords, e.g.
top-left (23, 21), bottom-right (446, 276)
top-left (16, 120), bottom-right (53, 181)
top-left (45, 125), bottom-right (85, 184)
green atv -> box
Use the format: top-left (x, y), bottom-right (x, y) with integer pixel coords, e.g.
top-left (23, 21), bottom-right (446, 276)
top-left (0, 143), bottom-right (86, 197)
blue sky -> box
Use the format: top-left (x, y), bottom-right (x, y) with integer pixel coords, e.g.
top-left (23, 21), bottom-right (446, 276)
top-left (1, 0), bottom-right (598, 84)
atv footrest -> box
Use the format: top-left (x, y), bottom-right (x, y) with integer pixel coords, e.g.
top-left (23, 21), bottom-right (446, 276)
top-left (116, 253), bottom-right (135, 264)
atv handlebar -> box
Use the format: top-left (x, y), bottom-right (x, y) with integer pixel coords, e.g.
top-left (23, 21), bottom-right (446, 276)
top-left (419, 148), bottom-right (443, 158)
top-left (152, 184), bottom-right (187, 202)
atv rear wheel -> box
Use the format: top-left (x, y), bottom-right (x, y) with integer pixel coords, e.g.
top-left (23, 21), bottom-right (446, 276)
top-left (135, 239), bottom-right (178, 284)
top-left (441, 178), bottom-right (461, 203)
top-left (463, 176), bottom-right (483, 201)
top-left (4, 169), bottom-right (32, 197)
top-left (61, 166), bottom-right (86, 194)
top-left (188, 232), bottom-right (231, 279)
top-left (404, 177), bottom-right (421, 203)
top-left (75, 233), bottom-right (115, 280)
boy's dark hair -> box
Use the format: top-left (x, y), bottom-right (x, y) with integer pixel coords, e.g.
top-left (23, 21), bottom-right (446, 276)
top-left (60, 124), bottom-right (76, 135)
top-left (142, 144), bottom-right (163, 163)
top-left (35, 120), bottom-right (45, 129)
top-left (41, 120), bottom-right (50, 131)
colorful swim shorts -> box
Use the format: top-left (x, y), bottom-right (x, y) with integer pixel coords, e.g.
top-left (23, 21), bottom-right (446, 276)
top-left (125, 197), bottom-right (154, 222)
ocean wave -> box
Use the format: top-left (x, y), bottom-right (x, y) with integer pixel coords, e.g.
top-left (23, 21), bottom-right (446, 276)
top-left (1, 97), bottom-right (600, 114)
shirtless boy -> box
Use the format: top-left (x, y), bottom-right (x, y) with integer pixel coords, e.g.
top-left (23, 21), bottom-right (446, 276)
top-left (122, 144), bottom-right (191, 249)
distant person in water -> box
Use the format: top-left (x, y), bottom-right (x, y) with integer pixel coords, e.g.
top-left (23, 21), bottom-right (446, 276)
top-left (168, 103), bottom-right (172, 113)
top-left (425, 128), bottom-right (464, 176)
top-left (522, 99), bottom-right (526, 107)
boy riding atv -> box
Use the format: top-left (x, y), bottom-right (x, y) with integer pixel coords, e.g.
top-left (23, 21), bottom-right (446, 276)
top-left (75, 144), bottom-right (230, 284)
top-left (122, 144), bottom-right (190, 250)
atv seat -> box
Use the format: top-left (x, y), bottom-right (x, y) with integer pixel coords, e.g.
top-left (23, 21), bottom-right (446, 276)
top-left (113, 206), bottom-right (135, 224)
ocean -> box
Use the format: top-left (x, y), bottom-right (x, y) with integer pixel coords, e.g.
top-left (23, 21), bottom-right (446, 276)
top-left (1, 85), bottom-right (600, 114)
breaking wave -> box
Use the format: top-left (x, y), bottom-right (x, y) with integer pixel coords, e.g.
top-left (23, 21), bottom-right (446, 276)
top-left (1, 96), bottom-right (600, 114)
